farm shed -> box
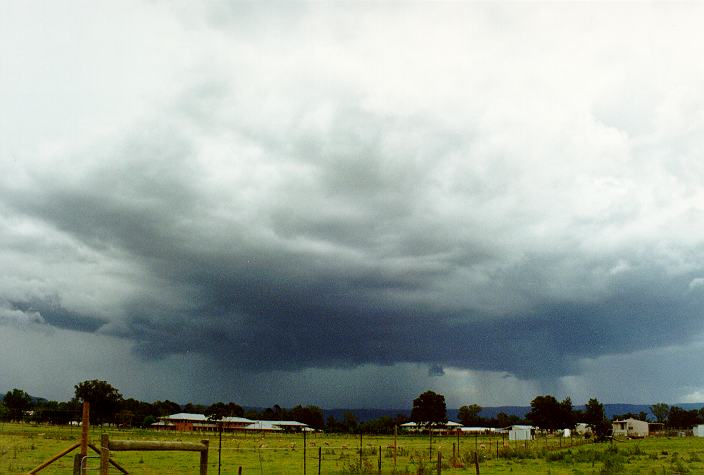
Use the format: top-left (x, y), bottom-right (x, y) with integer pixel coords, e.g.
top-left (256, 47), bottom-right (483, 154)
top-left (574, 422), bottom-right (592, 436)
top-left (508, 425), bottom-right (534, 441)
top-left (693, 424), bottom-right (704, 437)
top-left (245, 420), bottom-right (311, 432)
top-left (612, 418), bottom-right (650, 438)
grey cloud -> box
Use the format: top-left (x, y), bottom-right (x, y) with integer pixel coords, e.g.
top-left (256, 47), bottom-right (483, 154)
top-left (4, 1), bottom-right (704, 407)
top-left (5, 77), bottom-right (704, 385)
top-left (428, 364), bottom-right (445, 377)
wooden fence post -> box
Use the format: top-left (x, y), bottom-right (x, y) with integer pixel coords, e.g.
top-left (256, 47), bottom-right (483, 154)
top-left (303, 430), bottom-right (307, 475)
top-left (81, 402), bottom-right (90, 458)
top-left (200, 439), bottom-right (209, 475)
top-left (359, 432), bottom-right (363, 469)
top-left (73, 453), bottom-right (82, 475)
top-left (378, 445), bottom-right (382, 473)
top-left (100, 434), bottom-right (109, 475)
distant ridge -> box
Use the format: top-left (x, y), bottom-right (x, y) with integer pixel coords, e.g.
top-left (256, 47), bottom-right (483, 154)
top-left (323, 403), bottom-right (704, 423)
top-left (0, 391), bottom-right (48, 405)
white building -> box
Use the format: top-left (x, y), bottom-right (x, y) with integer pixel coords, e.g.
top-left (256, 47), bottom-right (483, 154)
top-left (612, 418), bottom-right (649, 438)
top-left (508, 425), bottom-right (534, 441)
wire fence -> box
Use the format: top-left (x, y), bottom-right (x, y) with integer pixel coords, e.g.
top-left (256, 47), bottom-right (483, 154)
top-left (145, 431), bottom-right (597, 474)
top-left (0, 424), bottom-right (610, 474)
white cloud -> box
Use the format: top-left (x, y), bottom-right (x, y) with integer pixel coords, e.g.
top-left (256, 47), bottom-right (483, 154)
top-left (689, 278), bottom-right (704, 291)
top-left (0, 304), bottom-right (44, 326)
top-left (2, 1), bottom-right (704, 407)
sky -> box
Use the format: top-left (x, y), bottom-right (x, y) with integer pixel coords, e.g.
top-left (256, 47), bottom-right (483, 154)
top-left (2, 1), bottom-right (704, 410)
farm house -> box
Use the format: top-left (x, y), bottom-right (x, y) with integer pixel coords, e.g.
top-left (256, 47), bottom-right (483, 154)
top-left (693, 424), bottom-right (704, 437)
top-left (155, 413), bottom-right (310, 432)
top-left (611, 418), bottom-right (663, 438)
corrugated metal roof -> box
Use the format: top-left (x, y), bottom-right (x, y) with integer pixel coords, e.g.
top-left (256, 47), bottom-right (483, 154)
top-left (164, 413), bottom-right (209, 421)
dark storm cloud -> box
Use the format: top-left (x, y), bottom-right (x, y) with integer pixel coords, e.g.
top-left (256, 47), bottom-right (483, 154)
top-left (4, 62), bottom-right (701, 386)
top-left (4, 1), bottom-right (704, 406)
top-left (5, 98), bottom-right (704, 382)
top-left (10, 299), bottom-right (105, 332)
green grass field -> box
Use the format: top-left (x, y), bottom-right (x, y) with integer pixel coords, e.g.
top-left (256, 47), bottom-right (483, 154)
top-left (3, 422), bottom-right (704, 474)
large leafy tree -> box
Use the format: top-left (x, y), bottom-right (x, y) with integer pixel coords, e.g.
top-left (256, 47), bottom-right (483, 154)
top-left (3, 388), bottom-right (33, 422)
top-left (74, 380), bottom-right (123, 426)
top-left (667, 406), bottom-right (701, 429)
top-left (411, 390), bottom-right (447, 428)
top-left (651, 403), bottom-right (669, 424)
top-left (526, 395), bottom-right (575, 431)
top-left (458, 404), bottom-right (483, 426)
top-left (583, 397), bottom-right (610, 440)
top-left (559, 397), bottom-right (576, 430)
top-left (288, 405), bottom-right (324, 430)
top-left (205, 402), bottom-right (244, 421)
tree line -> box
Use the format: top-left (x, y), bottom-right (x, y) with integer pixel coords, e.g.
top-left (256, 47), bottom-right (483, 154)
top-left (408, 391), bottom-right (704, 439)
top-left (3, 384), bottom-right (704, 435)
top-left (0, 381), bottom-right (326, 430)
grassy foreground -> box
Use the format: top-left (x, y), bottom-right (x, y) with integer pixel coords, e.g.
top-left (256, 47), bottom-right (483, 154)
top-left (3, 422), bottom-right (704, 474)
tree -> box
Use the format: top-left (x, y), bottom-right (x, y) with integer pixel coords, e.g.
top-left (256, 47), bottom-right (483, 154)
top-left (526, 395), bottom-right (561, 431)
top-left (32, 400), bottom-right (77, 425)
top-left (143, 415), bottom-right (156, 427)
top-left (559, 397), bottom-right (576, 430)
top-left (205, 402), bottom-right (244, 421)
top-left (288, 405), bottom-right (324, 430)
top-left (152, 399), bottom-right (181, 417)
top-left (458, 404), bottom-right (483, 426)
top-left (4, 388), bottom-right (33, 422)
top-left (341, 411), bottom-right (359, 433)
top-left (495, 412), bottom-right (522, 428)
top-left (74, 380), bottom-right (123, 426)
top-left (411, 390), bottom-right (447, 429)
top-left (525, 395), bottom-right (575, 432)
top-left (360, 415), bottom-right (408, 434)
top-left (583, 398), bottom-right (610, 440)
top-left (667, 406), bottom-right (701, 429)
top-left (651, 403), bottom-right (669, 424)
top-left (118, 398), bottom-right (157, 427)
top-left (183, 402), bottom-right (206, 414)
top-left (260, 404), bottom-right (284, 420)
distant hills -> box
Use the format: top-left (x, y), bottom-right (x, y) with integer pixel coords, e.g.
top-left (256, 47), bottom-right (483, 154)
top-left (0, 392), bottom-right (47, 405)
